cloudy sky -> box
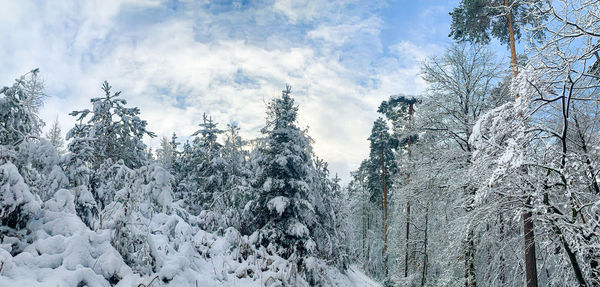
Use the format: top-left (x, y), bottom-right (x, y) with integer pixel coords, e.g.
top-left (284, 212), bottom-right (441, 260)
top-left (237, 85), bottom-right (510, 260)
top-left (1, 0), bottom-right (464, 183)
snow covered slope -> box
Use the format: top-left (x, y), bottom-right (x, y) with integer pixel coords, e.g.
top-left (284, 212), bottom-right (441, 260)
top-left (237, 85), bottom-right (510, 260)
top-left (0, 191), bottom-right (377, 287)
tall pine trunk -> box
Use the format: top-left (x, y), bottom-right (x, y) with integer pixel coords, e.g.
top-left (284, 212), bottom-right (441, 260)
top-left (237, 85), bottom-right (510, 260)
top-left (381, 149), bottom-right (389, 277)
top-left (505, 1), bottom-right (538, 284)
top-left (505, 0), bottom-right (518, 77)
top-left (404, 102), bottom-right (415, 278)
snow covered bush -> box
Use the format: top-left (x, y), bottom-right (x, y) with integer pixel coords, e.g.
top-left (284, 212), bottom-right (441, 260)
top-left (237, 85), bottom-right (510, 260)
top-left (0, 162), bottom-right (41, 229)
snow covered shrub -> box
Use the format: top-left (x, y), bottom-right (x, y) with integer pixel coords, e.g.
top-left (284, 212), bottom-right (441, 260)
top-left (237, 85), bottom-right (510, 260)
top-left (74, 186), bottom-right (98, 229)
top-left (0, 162), bottom-right (41, 229)
top-left (93, 159), bottom-right (132, 210)
top-left (1, 187), bottom-right (132, 286)
top-left (14, 139), bottom-right (67, 201)
top-left (103, 169), bottom-right (154, 274)
top-left (136, 163), bottom-right (174, 215)
top-left (102, 163), bottom-right (176, 275)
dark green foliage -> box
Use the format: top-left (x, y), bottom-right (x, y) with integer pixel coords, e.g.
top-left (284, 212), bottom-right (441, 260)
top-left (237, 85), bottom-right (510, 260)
top-left (449, 0), bottom-right (546, 45)
top-left (366, 118), bottom-right (397, 205)
top-left (377, 95), bottom-right (420, 124)
top-left (378, 95), bottom-right (420, 149)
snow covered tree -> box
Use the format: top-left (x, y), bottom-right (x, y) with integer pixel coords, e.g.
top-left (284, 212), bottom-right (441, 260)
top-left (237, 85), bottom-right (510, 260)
top-left (0, 70), bottom-right (48, 231)
top-left (103, 163), bottom-right (174, 275)
top-left (310, 158), bottom-right (349, 270)
top-left (173, 139), bottom-right (197, 204)
top-left (0, 162), bottom-right (41, 230)
top-left (377, 94), bottom-right (418, 283)
top-left (155, 133), bottom-right (178, 172)
top-left (414, 43), bottom-right (509, 286)
top-left (221, 123), bottom-right (251, 230)
top-left (45, 116), bottom-right (65, 153)
top-left (246, 85), bottom-right (318, 280)
top-left (66, 81), bottom-right (156, 226)
top-left (347, 160), bottom-right (374, 269)
top-left (0, 69), bottom-right (45, 147)
top-left (184, 113), bottom-right (226, 220)
top-left (68, 81), bottom-right (156, 170)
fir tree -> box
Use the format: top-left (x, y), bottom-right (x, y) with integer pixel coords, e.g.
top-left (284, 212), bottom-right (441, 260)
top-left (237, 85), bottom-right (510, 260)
top-left (156, 134), bottom-right (178, 171)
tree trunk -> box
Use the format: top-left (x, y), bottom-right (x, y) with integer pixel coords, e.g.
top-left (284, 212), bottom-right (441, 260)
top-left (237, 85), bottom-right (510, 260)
top-left (361, 175), bottom-right (367, 262)
top-left (465, 227), bottom-right (476, 287)
top-left (404, 102), bottom-right (415, 278)
top-left (556, 226), bottom-right (587, 287)
top-left (421, 206), bottom-right (429, 287)
top-left (381, 150), bottom-right (389, 277)
top-left (363, 191), bottom-right (367, 262)
top-left (367, 213), bottom-right (371, 271)
top-left (507, 1), bottom-right (538, 281)
top-left (382, 150), bottom-right (388, 255)
top-left (573, 115), bottom-right (600, 195)
top-left (505, 0), bottom-right (518, 77)
top-left (523, 198), bottom-right (539, 287)
top-left (499, 213), bottom-right (506, 285)
top-left (404, 200), bottom-right (410, 277)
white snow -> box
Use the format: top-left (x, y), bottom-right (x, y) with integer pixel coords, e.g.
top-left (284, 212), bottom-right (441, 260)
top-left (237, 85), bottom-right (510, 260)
top-left (345, 265), bottom-right (382, 287)
top-left (267, 196), bottom-right (289, 216)
top-left (0, 188), bottom-right (375, 286)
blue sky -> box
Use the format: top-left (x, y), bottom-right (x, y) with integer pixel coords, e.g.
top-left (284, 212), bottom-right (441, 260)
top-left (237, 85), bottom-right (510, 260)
top-left (1, 0), bottom-right (470, 183)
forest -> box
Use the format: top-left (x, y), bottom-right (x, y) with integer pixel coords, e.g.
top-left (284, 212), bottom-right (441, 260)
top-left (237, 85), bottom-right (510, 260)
top-left (1, 0), bottom-right (600, 286)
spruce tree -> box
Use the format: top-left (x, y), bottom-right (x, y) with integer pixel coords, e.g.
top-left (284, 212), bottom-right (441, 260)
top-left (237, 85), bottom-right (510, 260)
top-left (247, 85), bottom-right (317, 274)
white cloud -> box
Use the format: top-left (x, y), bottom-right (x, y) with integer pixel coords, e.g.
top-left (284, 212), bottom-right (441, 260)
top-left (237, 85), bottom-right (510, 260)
top-left (308, 17), bottom-right (382, 47)
top-left (0, 0), bottom-right (447, 184)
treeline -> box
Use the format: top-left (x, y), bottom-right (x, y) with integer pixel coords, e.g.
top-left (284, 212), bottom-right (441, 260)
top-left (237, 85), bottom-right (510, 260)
top-left (1, 71), bottom-right (349, 284)
top-left (348, 1), bottom-right (600, 286)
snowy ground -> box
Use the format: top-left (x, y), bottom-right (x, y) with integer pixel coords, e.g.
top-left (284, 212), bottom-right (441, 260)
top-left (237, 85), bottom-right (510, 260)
top-left (345, 265), bottom-right (382, 287)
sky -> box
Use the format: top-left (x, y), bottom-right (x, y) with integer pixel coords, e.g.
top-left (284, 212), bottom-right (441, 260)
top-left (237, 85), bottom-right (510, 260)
top-left (0, 0), bottom-right (466, 184)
